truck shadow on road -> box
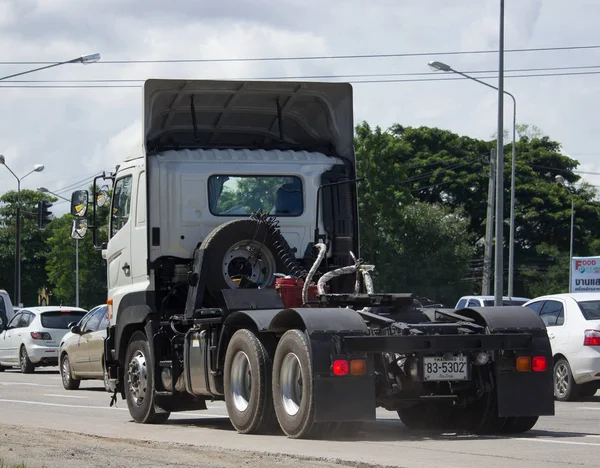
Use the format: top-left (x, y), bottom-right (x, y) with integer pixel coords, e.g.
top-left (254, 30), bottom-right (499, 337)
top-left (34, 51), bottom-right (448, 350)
top-left (162, 417), bottom-right (599, 443)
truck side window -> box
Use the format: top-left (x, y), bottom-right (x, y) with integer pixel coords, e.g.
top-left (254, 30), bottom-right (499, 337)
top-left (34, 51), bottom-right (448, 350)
top-left (111, 175), bottom-right (133, 237)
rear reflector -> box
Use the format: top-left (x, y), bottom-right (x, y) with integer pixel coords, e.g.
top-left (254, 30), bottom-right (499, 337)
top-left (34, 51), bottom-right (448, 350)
top-left (516, 356), bottom-right (531, 372)
top-left (532, 356), bottom-right (548, 372)
top-left (583, 329), bottom-right (600, 346)
top-left (350, 359), bottom-right (367, 376)
top-left (332, 359), bottom-right (349, 376)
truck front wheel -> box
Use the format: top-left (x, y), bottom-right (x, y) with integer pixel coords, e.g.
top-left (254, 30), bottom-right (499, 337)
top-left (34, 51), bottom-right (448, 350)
top-left (272, 329), bottom-right (327, 439)
top-left (125, 331), bottom-right (170, 424)
top-left (224, 329), bottom-right (278, 434)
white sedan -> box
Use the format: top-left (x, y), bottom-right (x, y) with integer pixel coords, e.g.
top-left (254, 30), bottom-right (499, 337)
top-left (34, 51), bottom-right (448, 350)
top-left (0, 306), bottom-right (88, 373)
top-left (524, 293), bottom-right (600, 401)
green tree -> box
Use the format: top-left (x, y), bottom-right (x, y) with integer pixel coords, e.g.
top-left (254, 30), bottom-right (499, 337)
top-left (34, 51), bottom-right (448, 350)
top-left (353, 122), bottom-right (600, 300)
top-left (0, 190), bottom-right (56, 306)
top-left (355, 123), bottom-right (476, 304)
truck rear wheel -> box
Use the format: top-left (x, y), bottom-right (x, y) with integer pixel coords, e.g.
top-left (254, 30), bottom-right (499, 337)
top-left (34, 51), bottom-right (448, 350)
top-left (272, 329), bottom-right (327, 439)
top-left (125, 331), bottom-right (170, 424)
top-left (224, 329), bottom-right (278, 434)
top-left (502, 416), bottom-right (539, 433)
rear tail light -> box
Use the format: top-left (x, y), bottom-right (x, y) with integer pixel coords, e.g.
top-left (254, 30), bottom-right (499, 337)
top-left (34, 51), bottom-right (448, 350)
top-left (516, 355), bottom-right (548, 372)
top-left (531, 356), bottom-right (548, 372)
top-left (332, 358), bottom-right (367, 376)
top-left (30, 331), bottom-right (52, 340)
top-left (332, 359), bottom-right (349, 376)
top-left (583, 329), bottom-right (600, 346)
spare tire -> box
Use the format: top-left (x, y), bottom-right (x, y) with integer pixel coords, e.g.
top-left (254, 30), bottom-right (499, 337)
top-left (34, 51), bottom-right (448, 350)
top-left (200, 219), bottom-right (288, 299)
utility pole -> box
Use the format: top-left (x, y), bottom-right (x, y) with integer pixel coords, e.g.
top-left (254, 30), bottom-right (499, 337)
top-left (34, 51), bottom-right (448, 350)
top-left (494, 0), bottom-right (506, 306)
top-left (482, 148), bottom-right (496, 295)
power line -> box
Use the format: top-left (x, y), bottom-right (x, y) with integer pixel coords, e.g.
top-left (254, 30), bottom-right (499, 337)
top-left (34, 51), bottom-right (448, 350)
top-left (3, 69), bottom-right (600, 89)
top-left (52, 173), bottom-right (100, 195)
top-left (5, 63), bottom-right (600, 84)
top-left (1, 44), bottom-right (599, 65)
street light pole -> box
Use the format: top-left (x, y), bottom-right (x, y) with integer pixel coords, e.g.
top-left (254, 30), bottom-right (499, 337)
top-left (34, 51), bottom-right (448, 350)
top-left (429, 66), bottom-right (517, 296)
top-left (38, 187), bottom-right (80, 307)
top-left (556, 176), bottom-right (575, 292)
top-left (0, 155), bottom-right (45, 307)
top-left (0, 53), bottom-right (101, 81)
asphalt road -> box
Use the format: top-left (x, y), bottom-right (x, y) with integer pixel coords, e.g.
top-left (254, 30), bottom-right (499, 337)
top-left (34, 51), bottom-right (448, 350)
top-left (1, 367), bottom-right (599, 468)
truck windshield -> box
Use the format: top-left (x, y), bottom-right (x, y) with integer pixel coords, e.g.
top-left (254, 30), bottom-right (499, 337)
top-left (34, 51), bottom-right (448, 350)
top-left (208, 175), bottom-right (303, 217)
top-left (577, 300), bottom-right (600, 320)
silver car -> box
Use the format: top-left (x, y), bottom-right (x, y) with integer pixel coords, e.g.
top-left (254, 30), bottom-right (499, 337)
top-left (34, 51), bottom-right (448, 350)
top-left (58, 304), bottom-right (110, 391)
top-left (0, 306), bottom-right (88, 373)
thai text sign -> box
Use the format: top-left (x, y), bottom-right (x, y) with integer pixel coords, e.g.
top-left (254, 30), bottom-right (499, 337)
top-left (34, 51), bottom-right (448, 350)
top-left (572, 256), bottom-right (600, 292)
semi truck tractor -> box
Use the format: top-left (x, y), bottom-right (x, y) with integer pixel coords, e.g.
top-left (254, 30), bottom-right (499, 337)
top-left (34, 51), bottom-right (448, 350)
top-left (69, 79), bottom-right (554, 438)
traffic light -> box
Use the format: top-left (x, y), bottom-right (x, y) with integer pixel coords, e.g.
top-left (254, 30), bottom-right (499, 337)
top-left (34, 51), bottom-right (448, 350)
top-left (37, 199), bottom-right (53, 229)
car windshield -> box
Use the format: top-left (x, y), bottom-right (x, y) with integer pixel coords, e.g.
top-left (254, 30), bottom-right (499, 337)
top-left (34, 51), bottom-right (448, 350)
top-left (483, 300), bottom-right (528, 306)
top-left (40, 311), bottom-right (87, 329)
top-left (576, 300), bottom-right (600, 320)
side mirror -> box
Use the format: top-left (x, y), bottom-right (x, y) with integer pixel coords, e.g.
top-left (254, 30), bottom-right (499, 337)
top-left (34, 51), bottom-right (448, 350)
top-left (71, 190), bottom-right (89, 217)
top-left (71, 219), bottom-right (88, 239)
top-left (70, 325), bottom-right (82, 335)
top-left (96, 185), bottom-right (109, 207)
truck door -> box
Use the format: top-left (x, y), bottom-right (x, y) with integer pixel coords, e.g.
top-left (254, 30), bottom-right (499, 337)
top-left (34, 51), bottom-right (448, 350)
top-left (107, 172), bottom-right (134, 310)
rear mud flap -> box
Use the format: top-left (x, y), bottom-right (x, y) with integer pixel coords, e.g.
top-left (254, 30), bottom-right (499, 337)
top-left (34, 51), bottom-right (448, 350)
top-left (310, 333), bottom-right (376, 422)
top-left (496, 371), bottom-right (554, 417)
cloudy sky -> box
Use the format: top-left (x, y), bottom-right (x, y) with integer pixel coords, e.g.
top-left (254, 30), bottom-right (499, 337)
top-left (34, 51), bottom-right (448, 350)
top-left (1, 0), bottom-right (599, 216)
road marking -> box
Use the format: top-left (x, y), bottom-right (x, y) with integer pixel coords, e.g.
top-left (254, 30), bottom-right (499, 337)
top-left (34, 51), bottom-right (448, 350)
top-left (517, 437), bottom-right (600, 447)
top-left (0, 399), bottom-right (224, 418)
top-left (43, 394), bottom-right (90, 399)
top-left (578, 406), bottom-right (600, 410)
top-left (0, 382), bottom-right (56, 387)
top-left (0, 398), bottom-right (128, 411)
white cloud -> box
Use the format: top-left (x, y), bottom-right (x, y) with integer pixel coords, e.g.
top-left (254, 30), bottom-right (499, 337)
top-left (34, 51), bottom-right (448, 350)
top-left (1, 0), bottom-right (600, 210)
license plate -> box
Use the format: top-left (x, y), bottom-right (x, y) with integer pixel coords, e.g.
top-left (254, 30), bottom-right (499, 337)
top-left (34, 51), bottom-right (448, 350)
top-left (423, 356), bottom-right (469, 381)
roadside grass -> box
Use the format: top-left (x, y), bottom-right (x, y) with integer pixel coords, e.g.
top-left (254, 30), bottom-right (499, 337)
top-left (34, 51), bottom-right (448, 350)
top-left (0, 458), bottom-right (26, 468)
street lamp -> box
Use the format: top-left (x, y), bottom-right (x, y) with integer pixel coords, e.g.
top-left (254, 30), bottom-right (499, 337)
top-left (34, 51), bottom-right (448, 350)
top-left (38, 187), bottom-right (80, 307)
top-left (0, 53), bottom-right (101, 81)
top-left (428, 58), bottom-right (518, 297)
top-left (555, 175), bottom-right (575, 292)
top-left (0, 155), bottom-right (45, 307)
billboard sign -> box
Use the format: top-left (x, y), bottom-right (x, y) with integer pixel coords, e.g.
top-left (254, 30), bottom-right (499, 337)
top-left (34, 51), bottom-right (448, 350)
top-left (571, 256), bottom-right (600, 292)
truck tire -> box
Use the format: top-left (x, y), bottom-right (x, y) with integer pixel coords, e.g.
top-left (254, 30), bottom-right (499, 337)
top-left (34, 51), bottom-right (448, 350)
top-left (458, 391), bottom-right (507, 434)
top-left (200, 219), bottom-right (287, 300)
top-left (224, 329), bottom-right (278, 434)
top-left (502, 416), bottom-right (538, 433)
top-left (60, 354), bottom-right (80, 390)
top-left (272, 329), bottom-right (327, 439)
top-left (124, 331), bottom-right (170, 424)
top-left (20, 346), bottom-right (34, 374)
